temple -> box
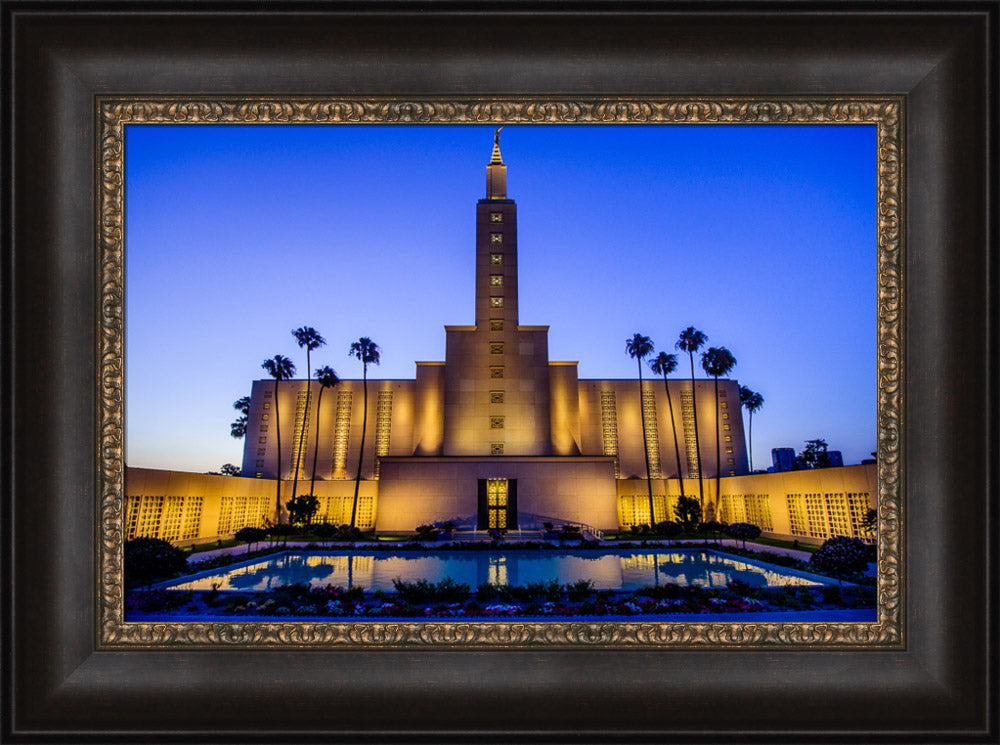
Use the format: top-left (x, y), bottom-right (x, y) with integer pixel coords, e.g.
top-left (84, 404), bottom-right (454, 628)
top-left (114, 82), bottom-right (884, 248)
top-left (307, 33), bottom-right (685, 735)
top-left (125, 133), bottom-right (875, 544)
top-left (240, 130), bottom-right (750, 532)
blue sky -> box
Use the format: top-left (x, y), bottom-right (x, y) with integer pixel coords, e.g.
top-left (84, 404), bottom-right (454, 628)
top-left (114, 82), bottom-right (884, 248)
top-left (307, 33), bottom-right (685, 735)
top-left (124, 123), bottom-right (877, 473)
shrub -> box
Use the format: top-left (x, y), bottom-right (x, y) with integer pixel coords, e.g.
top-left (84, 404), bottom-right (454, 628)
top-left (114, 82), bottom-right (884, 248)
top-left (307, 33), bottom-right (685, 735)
top-left (506, 580), bottom-right (563, 603)
top-left (337, 525), bottom-right (363, 541)
top-left (726, 579), bottom-right (760, 598)
top-left (267, 523), bottom-right (297, 545)
top-left (285, 494), bottom-right (320, 526)
top-left (653, 521), bottom-right (683, 537)
top-left (124, 537), bottom-right (189, 588)
top-left (234, 526), bottom-right (267, 554)
top-left (309, 584), bottom-right (364, 603)
top-left (724, 522), bottom-right (762, 549)
top-left (673, 496), bottom-right (702, 529)
top-left (415, 524), bottom-right (439, 540)
top-left (635, 583), bottom-right (685, 600)
top-left (392, 577), bottom-right (470, 604)
top-left (539, 579), bottom-right (565, 602)
top-left (311, 522), bottom-right (338, 546)
top-left (565, 579), bottom-right (595, 602)
top-left (699, 520), bottom-right (725, 542)
top-left (810, 536), bottom-right (871, 582)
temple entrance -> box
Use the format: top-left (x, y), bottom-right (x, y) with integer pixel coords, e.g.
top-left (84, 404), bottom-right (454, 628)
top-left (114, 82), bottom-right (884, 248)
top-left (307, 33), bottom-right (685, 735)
top-left (477, 478), bottom-right (517, 530)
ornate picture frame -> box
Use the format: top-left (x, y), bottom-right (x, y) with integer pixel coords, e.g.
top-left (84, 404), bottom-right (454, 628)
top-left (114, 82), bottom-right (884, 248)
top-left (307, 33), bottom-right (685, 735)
top-left (5, 4), bottom-right (994, 741)
top-left (99, 96), bottom-right (902, 648)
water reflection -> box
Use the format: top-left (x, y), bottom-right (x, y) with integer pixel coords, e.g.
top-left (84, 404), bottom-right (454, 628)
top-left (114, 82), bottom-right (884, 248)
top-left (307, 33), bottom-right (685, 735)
top-left (168, 549), bottom-right (825, 592)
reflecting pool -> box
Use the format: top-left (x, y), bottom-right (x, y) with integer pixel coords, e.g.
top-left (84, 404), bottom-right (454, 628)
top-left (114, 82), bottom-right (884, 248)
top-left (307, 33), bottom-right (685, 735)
top-left (165, 549), bottom-right (831, 592)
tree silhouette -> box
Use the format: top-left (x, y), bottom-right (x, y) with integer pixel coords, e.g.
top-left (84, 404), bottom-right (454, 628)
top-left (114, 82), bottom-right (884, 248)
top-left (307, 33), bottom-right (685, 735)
top-left (676, 327), bottom-right (708, 508)
top-left (701, 346), bottom-right (737, 519)
top-left (348, 337), bottom-right (380, 530)
top-left (625, 333), bottom-right (656, 526)
top-left (309, 365), bottom-right (340, 520)
top-left (290, 327), bottom-right (326, 504)
top-left (230, 396), bottom-right (250, 439)
top-left (262, 354), bottom-right (295, 523)
top-left (739, 385), bottom-right (764, 472)
top-left (649, 351), bottom-right (685, 500)
top-left (796, 438), bottom-right (832, 469)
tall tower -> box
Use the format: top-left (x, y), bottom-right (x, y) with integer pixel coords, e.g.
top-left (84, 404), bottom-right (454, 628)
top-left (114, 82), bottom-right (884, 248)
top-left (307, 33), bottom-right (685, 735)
top-left (442, 130), bottom-right (552, 456)
top-left (475, 128), bottom-right (518, 327)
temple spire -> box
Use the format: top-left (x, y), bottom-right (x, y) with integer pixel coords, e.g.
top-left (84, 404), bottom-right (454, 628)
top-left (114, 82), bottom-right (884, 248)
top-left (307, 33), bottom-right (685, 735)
top-left (490, 126), bottom-right (504, 164)
top-left (486, 127), bottom-right (507, 199)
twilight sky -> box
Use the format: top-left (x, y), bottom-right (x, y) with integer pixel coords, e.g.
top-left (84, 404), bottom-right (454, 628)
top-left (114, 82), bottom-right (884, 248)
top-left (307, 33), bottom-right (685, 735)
top-left (124, 123), bottom-right (877, 473)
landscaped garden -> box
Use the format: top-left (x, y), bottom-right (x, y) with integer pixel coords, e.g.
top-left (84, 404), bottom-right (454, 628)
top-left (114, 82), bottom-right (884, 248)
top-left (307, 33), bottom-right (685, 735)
top-left (126, 575), bottom-right (875, 619)
top-left (123, 521), bottom-right (877, 620)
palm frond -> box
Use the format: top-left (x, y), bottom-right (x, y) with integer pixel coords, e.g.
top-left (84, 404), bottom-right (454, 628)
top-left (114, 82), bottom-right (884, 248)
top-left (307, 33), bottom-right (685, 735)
top-left (292, 326), bottom-right (326, 352)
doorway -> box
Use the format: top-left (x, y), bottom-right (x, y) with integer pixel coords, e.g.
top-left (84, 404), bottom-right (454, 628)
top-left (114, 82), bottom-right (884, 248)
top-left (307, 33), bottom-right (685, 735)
top-left (477, 478), bottom-right (517, 530)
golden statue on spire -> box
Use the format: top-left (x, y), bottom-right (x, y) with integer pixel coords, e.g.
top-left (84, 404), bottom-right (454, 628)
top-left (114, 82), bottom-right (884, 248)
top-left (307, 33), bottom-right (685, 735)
top-left (489, 126), bottom-right (505, 165)
top-left (486, 126), bottom-right (507, 198)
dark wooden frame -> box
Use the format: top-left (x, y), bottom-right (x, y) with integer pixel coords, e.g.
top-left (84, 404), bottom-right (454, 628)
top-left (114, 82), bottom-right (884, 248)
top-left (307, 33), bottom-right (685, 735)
top-left (3, 2), bottom-right (996, 741)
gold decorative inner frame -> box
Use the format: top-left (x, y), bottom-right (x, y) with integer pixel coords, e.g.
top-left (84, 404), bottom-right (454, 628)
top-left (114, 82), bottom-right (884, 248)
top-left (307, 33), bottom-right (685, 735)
top-left (98, 97), bottom-right (902, 648)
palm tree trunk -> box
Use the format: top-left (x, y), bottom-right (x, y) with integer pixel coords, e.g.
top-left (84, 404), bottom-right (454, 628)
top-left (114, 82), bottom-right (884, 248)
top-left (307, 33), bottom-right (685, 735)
top-left (350, 365), bottom-right (368, 529)
top-left (273, 379), bottom-right (282, 524)
top-left (713, 375), bottom-right (721, 519)
top-left (291, 350), bottom-right (311, 502)
top-left (663, 376), bottom-right (685, 500)
top-left (310, 385), bottom-right (325, 519)
top-left (637, 359), bottom-right (655, 527)
top-left (748, 410), bottom-right (754, 472)
top-left (688, 351), bottom-right (704, 509)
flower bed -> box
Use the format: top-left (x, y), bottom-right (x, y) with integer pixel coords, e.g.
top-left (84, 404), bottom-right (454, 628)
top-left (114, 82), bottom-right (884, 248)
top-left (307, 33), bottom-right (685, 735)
top-left (125, 578), bottom-right (875, 620)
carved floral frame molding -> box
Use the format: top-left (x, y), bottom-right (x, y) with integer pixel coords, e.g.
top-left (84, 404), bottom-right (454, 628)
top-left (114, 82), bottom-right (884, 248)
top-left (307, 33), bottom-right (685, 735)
top-left (97, 97), bottom-right (902, 648)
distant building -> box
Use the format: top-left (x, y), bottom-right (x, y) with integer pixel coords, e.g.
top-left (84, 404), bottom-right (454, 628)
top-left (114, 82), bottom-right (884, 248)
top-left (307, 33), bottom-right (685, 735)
top-left (827, 451), bottom-right (844, 468)
top-left (771, 448), bottom-right (797, 472)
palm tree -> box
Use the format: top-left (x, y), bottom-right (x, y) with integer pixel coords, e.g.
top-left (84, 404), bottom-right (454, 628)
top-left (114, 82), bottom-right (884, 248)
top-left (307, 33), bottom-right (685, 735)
top-left (676, 327), bottom-right (708, 508)
top-left (649, 351), bottom-right (685, 501)
top-left (309, 365), bottom-right (340, 518)
top-left (230, 396), bottom-right (250, 439)
top-left (701, 346), bottom-right (737, 517)
top-left (348, 337), bottom-right (380, 530)
top-left (739, 385), bottom-right (764, 472)
top-left (625, 333), bottom-right (656, 527)
top-left (290, 327), bottom-right (326, 503)
top-left (262, 354), bottom-right (296, 524)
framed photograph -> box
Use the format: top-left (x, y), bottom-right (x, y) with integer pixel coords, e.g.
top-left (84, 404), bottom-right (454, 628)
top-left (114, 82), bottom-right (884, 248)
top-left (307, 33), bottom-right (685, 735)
top-left (4, 3), bottom-right (995, 741)
top-left (109, 108), bottom-right (894, 641)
